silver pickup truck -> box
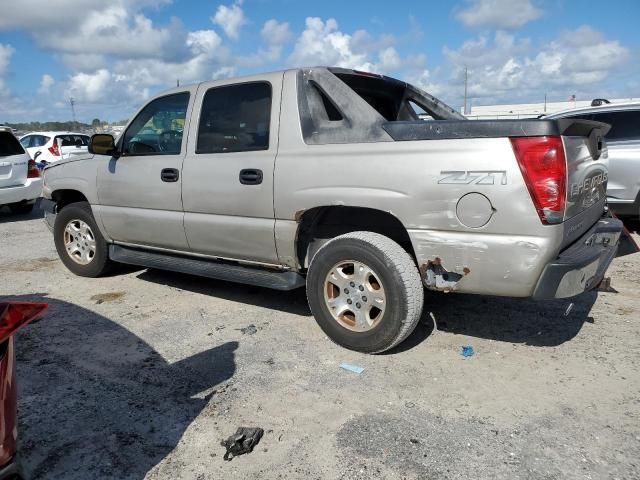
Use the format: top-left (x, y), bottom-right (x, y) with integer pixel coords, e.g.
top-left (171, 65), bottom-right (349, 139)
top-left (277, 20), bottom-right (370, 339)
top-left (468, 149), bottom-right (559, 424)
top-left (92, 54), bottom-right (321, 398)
top-left (41, 67), bottom-right (631, 353)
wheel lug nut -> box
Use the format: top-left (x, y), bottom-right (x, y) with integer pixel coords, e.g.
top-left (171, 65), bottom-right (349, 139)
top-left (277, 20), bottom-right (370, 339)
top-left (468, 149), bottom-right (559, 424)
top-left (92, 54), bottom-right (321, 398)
top-left (344, 288), bottom-right (349, 294)
top-left (362, 296), bottom-right (367, 302)
top-left (347, 299), bottom-right (353, 305)
top-left (356, 303), bottom-right (361, 309)
top-left (350, 282), bottom-right (355, 287)
top-left (359, 285), bottom-right (364, 291)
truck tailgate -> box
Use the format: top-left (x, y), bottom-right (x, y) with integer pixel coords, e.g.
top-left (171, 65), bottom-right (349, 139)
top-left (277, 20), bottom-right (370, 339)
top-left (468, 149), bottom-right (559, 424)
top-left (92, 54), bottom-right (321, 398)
top-left (559, 119), bottom-right (611, 247)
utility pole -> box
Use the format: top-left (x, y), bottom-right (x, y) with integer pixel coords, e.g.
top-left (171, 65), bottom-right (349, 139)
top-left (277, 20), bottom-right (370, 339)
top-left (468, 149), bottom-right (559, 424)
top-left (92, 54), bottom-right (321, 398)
top-left (177, 79), bottom-right (180, 87)
top-left (544, 93), bottom-right (547, 113)
top-left (463, 66), bottom-right (468, 115)
top-left (69, 97), bottom-right (77, 130)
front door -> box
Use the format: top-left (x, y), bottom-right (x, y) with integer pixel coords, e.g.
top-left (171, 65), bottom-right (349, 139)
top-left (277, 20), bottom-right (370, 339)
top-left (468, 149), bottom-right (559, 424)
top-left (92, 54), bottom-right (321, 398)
top-left (95, 90), bottom-right (194, 250)
top-left (181, 73), bottom-right (283, 264)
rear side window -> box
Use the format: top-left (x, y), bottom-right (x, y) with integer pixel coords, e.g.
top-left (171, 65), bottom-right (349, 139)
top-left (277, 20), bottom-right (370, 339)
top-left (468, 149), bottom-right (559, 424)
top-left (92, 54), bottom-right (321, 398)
top-left (56, 135), bottom-right (88, 147)
top-left (589, 111), bottom-right (640, 141)
top-left (0, 132), bottom-right (25, 156)
top-left (36, 135), bottom-right (50, 147)
top-left (197, 82), bottom-right (271, 154)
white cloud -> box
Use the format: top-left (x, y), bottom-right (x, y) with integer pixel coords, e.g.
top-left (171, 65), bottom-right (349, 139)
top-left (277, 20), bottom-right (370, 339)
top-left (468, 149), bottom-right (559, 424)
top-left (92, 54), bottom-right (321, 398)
top-left (212, 2), bottom-right (246, 40)
top-left (261, 19), bottom-right (292, 45)
top-left (1, 2), bottom-right (182, 61)
top-left (0, 44), bottom-right (15, 96)
top-left (0, 44), bottom-right (14, 76)
top-left (38, 74), bottom-right (55, 95)
top-left (288, 18), bottom-right (373, 70)
top-left (456, 0), bottom-right (542, 29)
top-left (60, 53), bottom-right (107, 71)
top-left (435, 26), bottom-right (630, 105)
top-left (0, 0), bottom-right (170, 30)
top-left (67, 69), bottom-right (113, 103)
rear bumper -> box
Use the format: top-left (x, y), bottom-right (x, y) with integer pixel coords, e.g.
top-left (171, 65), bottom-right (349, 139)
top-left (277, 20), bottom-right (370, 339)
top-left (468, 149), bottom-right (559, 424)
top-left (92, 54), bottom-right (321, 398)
top-left (0, 178), bottom-right (42, 206)
top-left (532, 215), bottom-right (626, 299)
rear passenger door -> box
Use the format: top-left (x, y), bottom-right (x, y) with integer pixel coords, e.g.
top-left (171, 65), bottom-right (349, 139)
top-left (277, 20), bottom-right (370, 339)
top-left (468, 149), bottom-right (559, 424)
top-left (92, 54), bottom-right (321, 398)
top-left (182, 73), bottom-right (283, 264)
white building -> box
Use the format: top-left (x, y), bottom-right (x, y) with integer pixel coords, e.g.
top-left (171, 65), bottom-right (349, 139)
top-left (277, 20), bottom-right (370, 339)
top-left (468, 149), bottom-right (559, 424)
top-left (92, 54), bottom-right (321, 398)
top-left (466, 97), bottom-right (640, 119)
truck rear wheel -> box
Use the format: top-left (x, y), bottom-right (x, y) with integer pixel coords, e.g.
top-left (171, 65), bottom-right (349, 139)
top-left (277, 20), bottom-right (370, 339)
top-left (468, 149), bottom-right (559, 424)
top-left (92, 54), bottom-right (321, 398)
top-left (307, 231), bottom-right (424, 353)
top-left (53, 201), bottom-right (114, 277)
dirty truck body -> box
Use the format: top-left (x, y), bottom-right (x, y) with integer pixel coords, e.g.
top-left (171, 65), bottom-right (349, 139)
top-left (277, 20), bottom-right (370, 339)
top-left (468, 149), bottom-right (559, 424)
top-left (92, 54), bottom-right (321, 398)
top-left (41, 67), bottom-right (624, 353)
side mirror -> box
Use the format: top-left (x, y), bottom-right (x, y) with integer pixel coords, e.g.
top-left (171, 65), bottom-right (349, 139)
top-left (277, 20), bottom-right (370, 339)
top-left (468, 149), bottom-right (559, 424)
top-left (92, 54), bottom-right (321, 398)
top-left (89, 134), bottom-right (119, 157)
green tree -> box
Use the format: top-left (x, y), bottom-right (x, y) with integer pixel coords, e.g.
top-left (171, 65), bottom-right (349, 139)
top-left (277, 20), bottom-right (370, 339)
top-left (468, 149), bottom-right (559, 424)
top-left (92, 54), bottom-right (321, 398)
top-left (91, 118), bottom-right (101, 127)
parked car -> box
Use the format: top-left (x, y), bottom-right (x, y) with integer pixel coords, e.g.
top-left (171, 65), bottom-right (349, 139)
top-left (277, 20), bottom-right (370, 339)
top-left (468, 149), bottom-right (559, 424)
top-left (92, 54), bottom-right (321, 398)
top-left (543, 102), bottom-right (640, 219)
top-left (0, 127), bottom-right (42, 215)
top-left (18, 132), bottom-right (90, 164)
top-left (0, 302), bottom-right (48, 479)
top-left (40, 67), bottom-right (631, 353)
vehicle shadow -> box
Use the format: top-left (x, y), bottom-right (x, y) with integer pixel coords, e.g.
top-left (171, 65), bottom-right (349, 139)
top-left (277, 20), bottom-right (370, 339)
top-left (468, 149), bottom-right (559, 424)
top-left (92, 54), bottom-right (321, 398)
top-left (391, 290), bottom-right (598, 353)
top-left (137, 269), bottom-right (312, 316)
top-left (137, 269), bottom-right (596, 351)
top-left (6, 294), bottom-right (237, 480)
top-left (621, 216), bottom-right (639, 234)
top-left (0, 204), bottom-right (44, 224)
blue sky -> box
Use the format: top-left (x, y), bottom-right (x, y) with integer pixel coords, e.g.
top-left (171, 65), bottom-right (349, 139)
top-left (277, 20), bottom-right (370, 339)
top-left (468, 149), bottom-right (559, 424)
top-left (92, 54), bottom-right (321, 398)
top-left (1, 0), bottom-right (639, 122)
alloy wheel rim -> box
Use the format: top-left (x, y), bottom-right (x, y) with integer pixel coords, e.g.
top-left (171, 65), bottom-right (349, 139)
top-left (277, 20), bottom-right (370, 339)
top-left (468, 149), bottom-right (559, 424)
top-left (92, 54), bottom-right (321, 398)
top-left (323, 260), bottom-right (386, 332)
top-left (63, 219), bottom-right (97, 265)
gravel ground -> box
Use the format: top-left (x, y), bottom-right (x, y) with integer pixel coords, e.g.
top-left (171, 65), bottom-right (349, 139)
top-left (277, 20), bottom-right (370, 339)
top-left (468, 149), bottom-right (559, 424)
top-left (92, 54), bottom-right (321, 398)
top-left (1, 205), bottom-right (639, 479)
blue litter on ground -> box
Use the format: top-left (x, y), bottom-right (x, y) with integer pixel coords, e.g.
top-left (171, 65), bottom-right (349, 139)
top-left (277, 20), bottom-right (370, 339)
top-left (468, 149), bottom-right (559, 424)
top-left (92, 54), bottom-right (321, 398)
top-left (461, 345), bottom-right (474, 358)
top-left (340, 363), bottom-right (365, 374)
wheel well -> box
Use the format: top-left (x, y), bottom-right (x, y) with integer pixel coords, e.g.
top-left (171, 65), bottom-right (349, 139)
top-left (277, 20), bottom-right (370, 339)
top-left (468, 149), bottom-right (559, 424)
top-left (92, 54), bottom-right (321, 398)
top-left (296, 206), bottom-right (416, 268)
top-left (51, 190), bottom-right (89, 210)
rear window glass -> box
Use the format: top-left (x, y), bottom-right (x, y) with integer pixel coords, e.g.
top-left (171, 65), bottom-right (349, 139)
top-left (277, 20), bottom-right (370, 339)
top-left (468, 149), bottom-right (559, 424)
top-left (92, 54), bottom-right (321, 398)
top-left (0, 132), bottom-right (25, 156)
top-left (590, 111), bottom-right (640, 141)
top-left (197, 82), bottom-right (271, 154)
top-left (56, 135), bottom-right (89, 147)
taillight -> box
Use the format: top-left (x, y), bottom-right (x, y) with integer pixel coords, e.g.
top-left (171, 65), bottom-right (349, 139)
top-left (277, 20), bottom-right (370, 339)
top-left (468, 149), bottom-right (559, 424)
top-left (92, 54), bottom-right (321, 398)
top-left (510, 136), bottom-right (567, 225)
top-left (48, 142), bottom-right (60, 156)
top-left (27, 159), bottom-right (40, 178)
top-left (0, 302), bottom-right (48, 344)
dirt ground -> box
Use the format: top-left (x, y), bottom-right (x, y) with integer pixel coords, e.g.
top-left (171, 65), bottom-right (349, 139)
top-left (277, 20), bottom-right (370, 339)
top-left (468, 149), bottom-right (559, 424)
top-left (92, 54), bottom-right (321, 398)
top-left (1, 205), bottom-right (639, 479)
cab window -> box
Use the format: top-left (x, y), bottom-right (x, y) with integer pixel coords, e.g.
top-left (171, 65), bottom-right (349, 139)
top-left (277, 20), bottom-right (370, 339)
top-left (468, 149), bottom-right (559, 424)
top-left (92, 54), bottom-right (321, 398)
top-left (196, 82), bottom-right (271, 154)
top-left (122, 92), bottom-right (190, 156)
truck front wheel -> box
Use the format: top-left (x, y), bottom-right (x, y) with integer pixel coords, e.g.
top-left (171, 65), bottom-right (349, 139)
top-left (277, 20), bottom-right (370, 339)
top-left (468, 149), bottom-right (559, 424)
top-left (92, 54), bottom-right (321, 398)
top-left (53, 201), bottom-right (114, 277)
top-left (306, 231), bottom-right (424, 353)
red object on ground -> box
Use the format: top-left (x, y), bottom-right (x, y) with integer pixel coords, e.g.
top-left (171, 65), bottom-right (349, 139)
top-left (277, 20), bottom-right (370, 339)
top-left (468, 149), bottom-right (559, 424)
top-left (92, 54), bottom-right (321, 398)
top-left (0, 302), bottom-right (47, 478)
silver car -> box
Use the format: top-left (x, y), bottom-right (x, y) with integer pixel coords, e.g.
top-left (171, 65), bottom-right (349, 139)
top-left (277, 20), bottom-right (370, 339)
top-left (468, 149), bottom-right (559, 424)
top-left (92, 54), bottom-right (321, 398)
top-left (40, 67), bottom-right (631, 353)
top-left (545, 103), bottom-right (640, 219)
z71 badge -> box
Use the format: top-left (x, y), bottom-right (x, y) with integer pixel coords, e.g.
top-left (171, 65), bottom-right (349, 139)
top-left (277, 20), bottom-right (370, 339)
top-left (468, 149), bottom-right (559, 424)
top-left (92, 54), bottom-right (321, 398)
top-left (438, 170), bottom-right (507, 185)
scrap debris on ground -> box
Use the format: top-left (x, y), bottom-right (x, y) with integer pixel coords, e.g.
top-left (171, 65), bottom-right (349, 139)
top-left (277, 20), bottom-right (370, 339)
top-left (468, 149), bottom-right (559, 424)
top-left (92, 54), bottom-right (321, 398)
top-left (221, 427), bottom-right (265, 461)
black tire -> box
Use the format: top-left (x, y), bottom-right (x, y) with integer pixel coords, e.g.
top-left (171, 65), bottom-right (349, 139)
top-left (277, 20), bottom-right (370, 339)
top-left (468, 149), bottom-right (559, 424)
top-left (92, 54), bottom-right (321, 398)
top-left (307, 231), bottom-right (424, 353)
top-left (9, 202), bottom-right (34, 215)
top-left (54, 201), bottom-right (114, 277)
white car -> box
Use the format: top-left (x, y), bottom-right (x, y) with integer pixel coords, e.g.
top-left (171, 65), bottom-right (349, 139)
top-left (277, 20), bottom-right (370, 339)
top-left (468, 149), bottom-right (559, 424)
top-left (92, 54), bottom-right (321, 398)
top-left (0, 126), bottom-right (42, 214)
top-left (19, 131), bottom-right (90, 163)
